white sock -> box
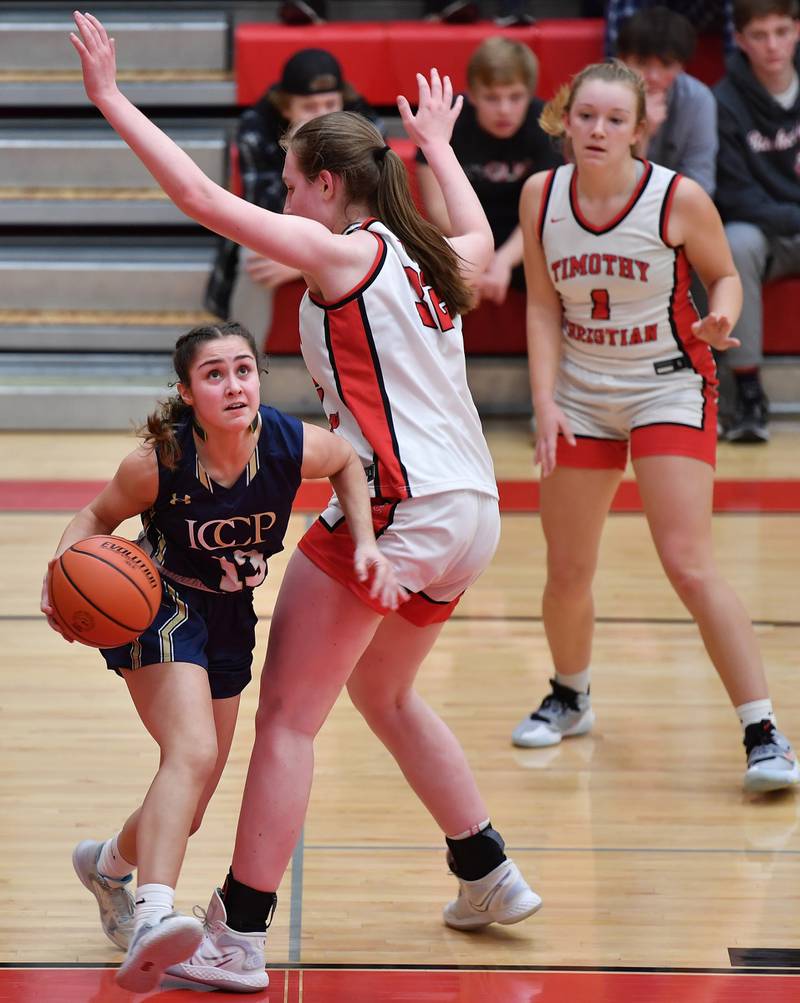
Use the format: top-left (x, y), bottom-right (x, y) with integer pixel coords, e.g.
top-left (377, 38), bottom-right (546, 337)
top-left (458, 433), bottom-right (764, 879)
top-left (736, 699), bottom-right (776, 732)
top-left (133, 883), bottom-right (175, 930)
top-left (555, 667), bottom-right (591, 694)
top-left (97, 835), bottom-right (135, 882)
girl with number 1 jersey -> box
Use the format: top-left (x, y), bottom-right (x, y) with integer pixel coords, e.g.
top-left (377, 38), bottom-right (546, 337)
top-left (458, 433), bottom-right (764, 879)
top-left (513, 60), bottom-right (799, 800)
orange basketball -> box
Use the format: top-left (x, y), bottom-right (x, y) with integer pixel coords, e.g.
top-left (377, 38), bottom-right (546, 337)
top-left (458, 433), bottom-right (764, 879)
top-left (49, 535), bottom-right (162, 648)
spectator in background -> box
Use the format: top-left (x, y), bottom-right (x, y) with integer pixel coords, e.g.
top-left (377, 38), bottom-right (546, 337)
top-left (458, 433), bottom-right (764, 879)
top-left (205, 49), bottom-right (384, 345)
top-left (415, 36), bottom-right (561, 346)
top-left (616, 6), bottom-right (717, 196)
top-left (715, 0), bottom-right (800, 443)
top-left (616, 6), bottom-right (717, 324)
top-left (605, 1), bottom-right (735, 56)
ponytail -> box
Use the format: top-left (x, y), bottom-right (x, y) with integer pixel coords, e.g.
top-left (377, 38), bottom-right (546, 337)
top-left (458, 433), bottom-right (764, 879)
top-left (539, 82), bottom-right (572, 139)
top-left (376, 149), bottom-right (473, 317)
top-left (138, 395), bottom-right (192, 471)
top-left (289, 111), bottom-right (473, 317)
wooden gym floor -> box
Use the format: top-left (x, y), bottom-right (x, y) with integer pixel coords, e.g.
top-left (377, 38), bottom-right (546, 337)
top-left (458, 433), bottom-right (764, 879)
top-left (1, 418), bottom-right (799, 1002)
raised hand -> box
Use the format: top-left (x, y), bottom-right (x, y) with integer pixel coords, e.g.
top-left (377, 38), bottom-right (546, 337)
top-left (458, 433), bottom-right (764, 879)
top-left (397, 68), bottom-right (463, 150)
top-left (69, 11), bottom-right (119, 106)
top-left (691, 312), bottom-right (741, 351)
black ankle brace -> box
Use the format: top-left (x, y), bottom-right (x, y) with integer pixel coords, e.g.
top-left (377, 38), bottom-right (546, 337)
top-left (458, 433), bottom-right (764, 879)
top-left (221, 869), bottom-right (277, 933)
top-left (446, 824), bottom-right (507, 881)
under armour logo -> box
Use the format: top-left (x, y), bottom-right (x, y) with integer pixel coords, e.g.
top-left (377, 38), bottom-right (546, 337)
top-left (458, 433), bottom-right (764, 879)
top-left (170, 493), bottom-right (192, 505)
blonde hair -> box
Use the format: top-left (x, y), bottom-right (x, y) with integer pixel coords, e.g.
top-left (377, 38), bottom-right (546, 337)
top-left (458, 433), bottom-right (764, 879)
top-left (539, 60), bottom-right (646, 146)
top-left (286, 110), bottom-right (473, 317)
top-left (138, 322), bottom-right (261, 470)
top-left (467, 36), bottom-right (539, 94)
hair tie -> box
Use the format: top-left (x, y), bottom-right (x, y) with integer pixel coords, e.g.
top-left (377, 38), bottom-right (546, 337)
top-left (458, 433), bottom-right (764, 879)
top-left (374, 144), bottom-right (390, 163)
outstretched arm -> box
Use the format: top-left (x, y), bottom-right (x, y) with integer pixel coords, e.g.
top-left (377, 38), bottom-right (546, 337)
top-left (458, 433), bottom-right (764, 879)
top-left (69, 12), bottom-right (345, 276)
top-left (415, 163), bottom-right (453, 235)
top-left (398, 69), bottom-right (493, 275)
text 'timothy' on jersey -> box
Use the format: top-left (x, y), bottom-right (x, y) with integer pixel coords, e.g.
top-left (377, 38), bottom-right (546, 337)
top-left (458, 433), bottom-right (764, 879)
top-left (298, 218), bottom-right (497, 503)
top-left (538, 160), bottom-right (715, 380)
top-left (137, 405), bottom-right (304, 594)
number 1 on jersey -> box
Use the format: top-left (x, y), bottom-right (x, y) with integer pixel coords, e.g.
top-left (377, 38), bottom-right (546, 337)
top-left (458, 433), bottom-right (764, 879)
top-left (590, 288), bottom-right (611, 320)
top-left (404, 266), bottom-right (455, 333)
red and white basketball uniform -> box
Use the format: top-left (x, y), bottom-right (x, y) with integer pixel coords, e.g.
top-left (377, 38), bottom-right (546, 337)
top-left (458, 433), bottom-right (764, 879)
top-left (538, 160), bottom-right (718, 469)
top-left (297, 218), bottom-right (499, 624)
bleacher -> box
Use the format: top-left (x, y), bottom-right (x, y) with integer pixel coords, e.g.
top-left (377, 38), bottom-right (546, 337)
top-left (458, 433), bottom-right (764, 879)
top-left (1, 1), bottom-right (798, 429)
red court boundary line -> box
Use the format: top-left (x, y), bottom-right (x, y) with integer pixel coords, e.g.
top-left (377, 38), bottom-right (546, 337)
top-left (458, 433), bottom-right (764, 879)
top-left (2, 478), bottom-right (800, 514)
top-left (0, 966), bottom-right (798, 1003)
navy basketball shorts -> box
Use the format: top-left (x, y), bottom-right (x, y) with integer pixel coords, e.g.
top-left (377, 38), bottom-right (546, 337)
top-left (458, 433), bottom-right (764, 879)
top-left (101, 578), bottom-right (258, 699)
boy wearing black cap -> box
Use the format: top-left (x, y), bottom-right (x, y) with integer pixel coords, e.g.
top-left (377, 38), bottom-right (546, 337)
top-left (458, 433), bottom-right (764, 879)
top-left (205, 49), bottom-right (384, 341)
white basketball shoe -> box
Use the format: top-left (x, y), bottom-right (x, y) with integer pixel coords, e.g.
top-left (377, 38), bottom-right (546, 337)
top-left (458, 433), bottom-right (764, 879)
top-left (72, 839), bottom-right (135, 950)
top-left (116, 911), bottom-right (204, 993)
top-left (443, 857), bottom-right (542, 930)
top-left (743, 719), bottom-right (800, 792)
top-left (512, 678), bottom-right (594, 748)
top-left (165, 888), bottom-right (269, 992)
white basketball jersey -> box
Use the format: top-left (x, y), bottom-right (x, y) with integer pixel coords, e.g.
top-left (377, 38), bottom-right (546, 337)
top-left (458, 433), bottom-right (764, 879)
top-left (538, 160), bottom-right (715, 380)
top-left (299, 218), bottom-right (497, 502)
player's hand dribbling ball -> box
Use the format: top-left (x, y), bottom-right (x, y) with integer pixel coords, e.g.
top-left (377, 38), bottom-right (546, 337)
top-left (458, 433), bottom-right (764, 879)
top-left (46, 536), bottom-right (161, 648)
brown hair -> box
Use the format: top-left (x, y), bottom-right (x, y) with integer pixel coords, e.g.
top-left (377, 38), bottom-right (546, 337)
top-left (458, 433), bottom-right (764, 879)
top-left (734, 0), bottom-right (799, 32)
top-left (139, 322), bottom-right (262, 470)
top-left (539, 60), bottom-right (646, 151)
top-left (467, 36), bottom-right (539, 94)
top-left (616, 6), bottom-right (697, 65)
top-left (286, 110), bottom-right (473, 317)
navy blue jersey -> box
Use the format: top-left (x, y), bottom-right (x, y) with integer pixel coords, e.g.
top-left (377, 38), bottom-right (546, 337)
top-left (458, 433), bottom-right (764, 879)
top-left (137, 405), bottom-right (304, 594)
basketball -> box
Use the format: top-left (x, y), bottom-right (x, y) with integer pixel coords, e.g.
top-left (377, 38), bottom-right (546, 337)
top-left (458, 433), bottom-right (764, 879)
top-left (49, 535), bottom-right (162, 648)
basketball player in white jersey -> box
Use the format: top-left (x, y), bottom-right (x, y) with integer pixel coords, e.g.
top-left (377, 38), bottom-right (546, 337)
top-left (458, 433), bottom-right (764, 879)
top-left (71, 12), bottom-right (541, 991)
top-left (513, 60), bottom-right (799, 796)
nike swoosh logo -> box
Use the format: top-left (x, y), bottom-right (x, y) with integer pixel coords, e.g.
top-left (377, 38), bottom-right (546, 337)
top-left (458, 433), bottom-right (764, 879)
top-left (469, 873), bottom-right (510, 911)
top-left (550, 217), bottom-right (565, 223)
top-left (198, 950), bottom-right (240, 966)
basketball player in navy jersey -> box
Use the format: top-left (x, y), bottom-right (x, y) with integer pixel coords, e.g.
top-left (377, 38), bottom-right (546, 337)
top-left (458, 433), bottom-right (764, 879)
top-left (70, 11), bottom-right (541, 992)
top-left (513, 60), bottom-right (799, 795)
top-left (41, 322), bottom-right (399, 992)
